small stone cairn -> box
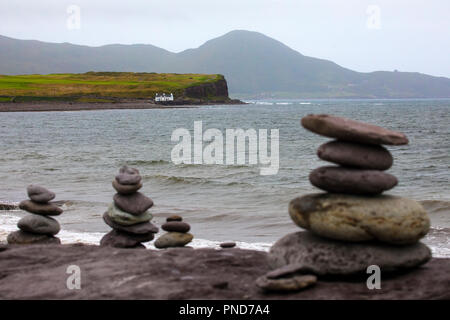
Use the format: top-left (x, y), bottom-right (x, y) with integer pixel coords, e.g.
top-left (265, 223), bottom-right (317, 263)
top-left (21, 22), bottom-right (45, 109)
top-left (257, 114), bottom-right (432, 292)
top-left (154, 215), bottom-right (193, 249)
top-left (101, 166), bottom-right (158, 248)
top-left (7, 185), bottom-right (62, 245)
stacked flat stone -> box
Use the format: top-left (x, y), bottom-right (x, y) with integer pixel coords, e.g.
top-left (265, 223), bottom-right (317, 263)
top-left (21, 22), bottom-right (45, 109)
top-left (100, 166), bottom-right (158, 248)
top-left (154, 215), bottom-right (193, 249)
top-left (259, 114), bottom-right (432, 292)
top-left (7, 185), bottom-right (62, 245)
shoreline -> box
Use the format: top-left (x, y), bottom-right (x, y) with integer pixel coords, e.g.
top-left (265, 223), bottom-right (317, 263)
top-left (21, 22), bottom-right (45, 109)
top-left (0, 99), bottom-right (245, 112)
top-left (0, 101), bottom-right (197, 112)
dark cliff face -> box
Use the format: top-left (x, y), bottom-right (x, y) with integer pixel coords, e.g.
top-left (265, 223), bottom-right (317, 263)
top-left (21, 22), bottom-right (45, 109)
top-left (184, 77), bottom-right (229, 99)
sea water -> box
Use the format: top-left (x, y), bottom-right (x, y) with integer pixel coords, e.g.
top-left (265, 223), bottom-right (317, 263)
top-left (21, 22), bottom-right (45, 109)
top-left (0, 99), bottom-right (449, 256)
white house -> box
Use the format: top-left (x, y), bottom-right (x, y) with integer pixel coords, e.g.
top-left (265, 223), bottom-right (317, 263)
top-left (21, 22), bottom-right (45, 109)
top-left (155, 93), bottom-right (174, 102)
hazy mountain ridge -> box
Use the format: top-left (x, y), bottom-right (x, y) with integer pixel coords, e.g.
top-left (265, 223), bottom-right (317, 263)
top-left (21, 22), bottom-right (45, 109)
top-left (1, 31), bottom-right (449, 98)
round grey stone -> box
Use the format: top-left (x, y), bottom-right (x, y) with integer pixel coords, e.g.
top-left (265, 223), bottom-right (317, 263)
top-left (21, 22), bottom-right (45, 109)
top-left (7, 230), bottom-right (61, 245)
top-left (115, 166), bottom-right (142, 185)
top-left (268, 231), bottom-right (432, 276)
top-left (289, 193), bottom-right (430, 244)
top-left (18, 214), bottom-right (60, 235)
top-left (26, 185), bottom-right (55, 203)
top-left (100, 230), bottom-right (145, 248)
top-left (154, 232), bottom-right (193, 249)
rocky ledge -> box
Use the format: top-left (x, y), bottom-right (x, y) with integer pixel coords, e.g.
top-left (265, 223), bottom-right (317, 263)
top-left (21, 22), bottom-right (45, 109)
top-left (0, 244), bottom-right (448, 299)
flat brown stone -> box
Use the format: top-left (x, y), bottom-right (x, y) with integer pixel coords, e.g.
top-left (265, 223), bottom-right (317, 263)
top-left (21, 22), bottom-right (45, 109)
top-left (166, 215), bottom-right (183, 222)
top-left (161, 221), bottom-right (190, 233)
top-left (19, 200), bottom-right (63, 216)
top-left (317, 140), bottom-right (393, 170)
top-left (112, 179), bottom-right (143, 195)
top-left (256, 274), bottom-right (317, 292)
top-left (301, 114), bottom-right (409, 145)
top-left (309, 166), bottom-right (397, 195)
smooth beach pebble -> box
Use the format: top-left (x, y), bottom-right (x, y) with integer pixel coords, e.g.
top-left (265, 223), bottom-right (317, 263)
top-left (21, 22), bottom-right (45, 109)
top-left (26, 185), bottom-right (55, 203)
top-left (166, 215), bottom-right (183, 222)
top-left (289, 193), bottom-right (430, 244)
top-left (119, 165), bottom-right (140, 175)
top-left (113, 192), bottom-right (153, 216)
top-left (154, 232), bottom-right (193, 249)
top-left (220, 242), bottom-right (236, 248)
top-left (265, 263), bottom-right (306, 279)
top-left (301, 114), bottom-right (409, 145)
top-left (317, 140), bottom-right (393, 170)
top-left (162, 221), bottom-right (190, 233)
top-left (107, 203), bottom-right (152, 226)
top-left (7, 230), bottom-right (61, 245)
top-left (19, 200), bottom-right (63, 216)
top-left (112, 179), bottom-right (143, 195)
top-left (100, 230), bottom-right (143, 248)
top-left (268, 231), bottom-right (432, 275)
top-left (255, 274), bottom-right (317, 292)
top-left (115, 173), bottom-right (142, 185)
top-left (309, 166), bottom-right (398, 195)
top-left (18, 214), bottom-right (60, 235)
top-left (103, 212), bottom-right (158, 235)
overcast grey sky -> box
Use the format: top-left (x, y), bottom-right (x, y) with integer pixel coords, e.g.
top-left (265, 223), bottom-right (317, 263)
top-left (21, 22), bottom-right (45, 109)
top-left (1, 0), bottom-right (449, 77)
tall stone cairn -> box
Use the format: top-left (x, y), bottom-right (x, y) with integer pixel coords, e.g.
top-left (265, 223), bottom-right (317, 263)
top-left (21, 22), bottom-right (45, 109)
top-left (100, 166), bottom-right (158, 248)
top-left (7, 185), bottom-right (62, 245)
top-left (257, 114), bottom-right (432, 293)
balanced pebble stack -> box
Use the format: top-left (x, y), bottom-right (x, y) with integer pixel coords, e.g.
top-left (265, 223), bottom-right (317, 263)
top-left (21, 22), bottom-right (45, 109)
top-left (154, 215), bottom-right (193, 249)
top-left (101, 166), bottom-right (158, 248)
top-left (259, 114), bottom-right (432, 292)
top-left (7, 185), bottom-right (62, 245)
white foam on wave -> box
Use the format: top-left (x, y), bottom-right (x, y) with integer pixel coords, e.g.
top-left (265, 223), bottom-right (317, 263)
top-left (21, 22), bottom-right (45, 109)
top-left (0, 213), bottom-right (272, 251)
top-left (0, 213), bottom-right (448, 257)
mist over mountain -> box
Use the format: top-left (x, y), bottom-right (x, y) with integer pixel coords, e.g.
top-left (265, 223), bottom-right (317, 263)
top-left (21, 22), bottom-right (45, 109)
top-left (1, 30), bottom-right (449, 98)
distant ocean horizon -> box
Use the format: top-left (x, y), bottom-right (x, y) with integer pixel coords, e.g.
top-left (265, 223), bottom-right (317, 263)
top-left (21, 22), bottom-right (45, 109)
top-left (1, 99), bottom-right (449, 256)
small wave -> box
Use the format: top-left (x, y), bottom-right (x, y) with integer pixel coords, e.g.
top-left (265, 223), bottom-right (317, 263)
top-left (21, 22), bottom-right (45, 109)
top-left (275, 102), bottom-right (292, 105)
top-left (255, 102), bottom-right (273, 105)
top-left (125, 160), bottom-right (170, 166)
top-left (299, 102), bottom-right (312, 105)
top-left (0, 214), bottom-right (447, 257)
top-left (146, 174), bottom-right (254, 188)
top-left (0, 213), bottom-right (271, 251)
top-left (420, 200), bottom-right (450, 214)
top-left (177, 163), bottom-right (254, 169)
top-left (21, 152), bottom-right (48, 160)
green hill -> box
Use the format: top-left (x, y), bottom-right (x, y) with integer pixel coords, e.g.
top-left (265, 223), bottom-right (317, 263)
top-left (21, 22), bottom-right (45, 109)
top-left (0, 72), bottom-right (229, 103)
top-left (1, 31), bottom-right (449, 99)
